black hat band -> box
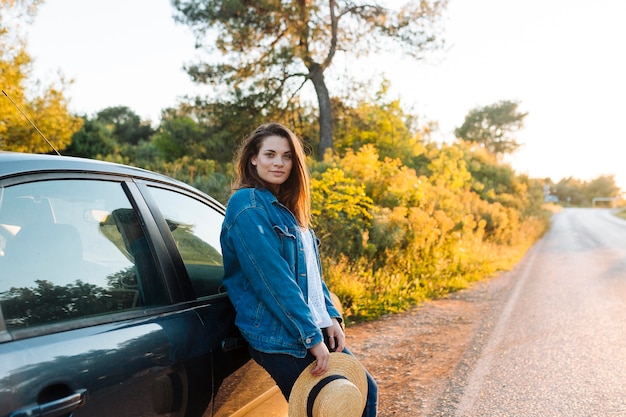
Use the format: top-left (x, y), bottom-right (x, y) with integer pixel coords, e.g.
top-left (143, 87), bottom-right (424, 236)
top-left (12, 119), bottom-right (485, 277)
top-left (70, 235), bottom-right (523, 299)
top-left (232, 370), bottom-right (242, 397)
top-left (306, 374), bottom-right (348, 417)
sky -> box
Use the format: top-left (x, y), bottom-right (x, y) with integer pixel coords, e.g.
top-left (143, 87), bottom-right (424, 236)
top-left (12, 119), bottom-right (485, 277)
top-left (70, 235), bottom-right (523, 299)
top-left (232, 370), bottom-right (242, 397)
top-left (26, 0), bottom-right (626, 190)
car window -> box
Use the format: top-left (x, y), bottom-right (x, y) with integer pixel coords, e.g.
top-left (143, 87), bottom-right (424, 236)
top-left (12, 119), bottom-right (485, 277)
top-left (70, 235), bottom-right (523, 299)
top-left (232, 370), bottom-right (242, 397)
top-left (0, 179), bottom-right (165, 332)
top-left (147, 186), bottom-right (225, 298)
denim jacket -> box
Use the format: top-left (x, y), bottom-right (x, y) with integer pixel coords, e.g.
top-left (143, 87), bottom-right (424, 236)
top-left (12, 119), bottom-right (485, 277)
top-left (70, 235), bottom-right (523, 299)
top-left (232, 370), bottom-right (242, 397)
top-left (220, 187), bottom-right (342, 357)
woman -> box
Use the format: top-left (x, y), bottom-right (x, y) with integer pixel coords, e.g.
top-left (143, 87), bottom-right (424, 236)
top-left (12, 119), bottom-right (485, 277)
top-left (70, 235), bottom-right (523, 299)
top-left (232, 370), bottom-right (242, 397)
top-left (220, 123), bottom-right (377, 416)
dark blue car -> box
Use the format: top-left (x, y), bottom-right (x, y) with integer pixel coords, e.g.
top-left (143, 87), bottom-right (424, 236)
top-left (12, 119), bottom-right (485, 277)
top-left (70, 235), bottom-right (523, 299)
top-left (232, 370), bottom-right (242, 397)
top-left (0, 152), bottom-right (287, 417)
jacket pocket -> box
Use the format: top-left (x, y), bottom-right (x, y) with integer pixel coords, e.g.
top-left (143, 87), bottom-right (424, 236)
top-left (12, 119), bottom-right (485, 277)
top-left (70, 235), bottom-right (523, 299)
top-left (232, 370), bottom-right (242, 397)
top-left (273, 224), bottom-right (297, 273)
top-left (273, 224), bottom-right (295, 239)
top-left (252, 300), bottom-right (266, 328)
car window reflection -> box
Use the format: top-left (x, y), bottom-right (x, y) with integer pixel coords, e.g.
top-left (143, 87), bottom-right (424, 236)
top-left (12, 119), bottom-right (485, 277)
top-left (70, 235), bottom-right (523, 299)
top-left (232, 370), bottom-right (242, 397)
top-left (147, 186), bottom-right (225, 298)
top-left (0, 179), bottom-right (164, 331)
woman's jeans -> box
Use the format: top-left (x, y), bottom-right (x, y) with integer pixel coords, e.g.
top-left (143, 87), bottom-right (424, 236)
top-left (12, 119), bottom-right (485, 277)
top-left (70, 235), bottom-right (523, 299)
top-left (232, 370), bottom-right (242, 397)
top-left (249, 345), bottom-right (378, 417)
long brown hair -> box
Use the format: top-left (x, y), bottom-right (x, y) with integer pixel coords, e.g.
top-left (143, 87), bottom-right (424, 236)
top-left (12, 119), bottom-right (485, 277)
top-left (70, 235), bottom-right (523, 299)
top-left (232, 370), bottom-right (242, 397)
top-left (234, 123), bottom-right (311, 228)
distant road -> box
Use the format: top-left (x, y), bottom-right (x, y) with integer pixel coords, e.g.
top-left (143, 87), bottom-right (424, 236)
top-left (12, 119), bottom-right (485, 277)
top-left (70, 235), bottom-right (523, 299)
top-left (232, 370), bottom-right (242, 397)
top-left (453, 208), bottom-right (626, 416)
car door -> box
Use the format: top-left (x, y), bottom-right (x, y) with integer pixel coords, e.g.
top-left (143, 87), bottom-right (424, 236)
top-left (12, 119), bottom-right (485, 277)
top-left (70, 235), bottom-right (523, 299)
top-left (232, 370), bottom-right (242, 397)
top-left (137, 183), bottom-right (252, 414)
top-left (140, 183), bottom-right (288, 417)
top-left (0, 174), bottom-right (220, 417)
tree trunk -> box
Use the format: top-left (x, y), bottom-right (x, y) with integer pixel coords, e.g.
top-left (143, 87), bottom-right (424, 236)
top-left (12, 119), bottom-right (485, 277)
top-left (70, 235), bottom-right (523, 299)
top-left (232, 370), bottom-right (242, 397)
top-left (309, 63), bottom-right (333, 159)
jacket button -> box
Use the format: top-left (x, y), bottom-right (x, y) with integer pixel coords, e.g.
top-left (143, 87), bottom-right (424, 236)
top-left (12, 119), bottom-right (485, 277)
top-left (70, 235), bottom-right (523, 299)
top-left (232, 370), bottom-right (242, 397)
top-left (305, 338), bottom-right (312, 344)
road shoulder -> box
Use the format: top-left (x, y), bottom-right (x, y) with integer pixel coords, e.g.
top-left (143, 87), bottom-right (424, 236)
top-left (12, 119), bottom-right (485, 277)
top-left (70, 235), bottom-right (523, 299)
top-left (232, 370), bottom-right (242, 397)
top-left (345, 270), bottom-right (517, 417)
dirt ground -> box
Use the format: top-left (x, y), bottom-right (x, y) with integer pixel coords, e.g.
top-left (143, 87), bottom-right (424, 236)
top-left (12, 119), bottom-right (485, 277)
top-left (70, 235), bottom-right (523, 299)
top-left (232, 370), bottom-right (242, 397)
top-left (344, 272), bottom-right (514, 417)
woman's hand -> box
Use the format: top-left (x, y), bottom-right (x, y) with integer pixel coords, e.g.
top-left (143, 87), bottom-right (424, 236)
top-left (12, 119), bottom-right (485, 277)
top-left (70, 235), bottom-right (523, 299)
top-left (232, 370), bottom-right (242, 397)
top-left (309, 342), bottom-right (330, 376)
top-left (309, 319), bottom-right (345, 376)
top-left (326, 318), bottom-right (345, 352)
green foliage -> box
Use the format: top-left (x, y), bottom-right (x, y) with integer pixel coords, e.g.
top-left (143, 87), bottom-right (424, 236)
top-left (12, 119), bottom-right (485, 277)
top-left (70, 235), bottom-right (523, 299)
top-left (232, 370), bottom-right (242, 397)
top-left (153, 107), bottom-right (207, 161)
top-left (455, 100), bottom-right (527, 158)
top-left (0, 0), bottom-right (43, 54)
top-left (172, 0), bottom-right (447, 157)
top-left (332, 81), bottom-right (425, 162)
top-left (2, 279), bottom-right (119, 327)
top-left (142, 156), bottom-right (231, 204)
top-left (65, 117), bottom-right (117, 158)
top-left (584, 175), bottom-right (620, 201)
top-left (551, 175), bottom-right (620, 206)
top-left (1, 70), bottom-right (83, 153)
top-left (458, 140), bottom-right (540, 214)
top-left (176, 94), bottom-right (289, 163)
top-left (96, 106), bottom-right (154, 146)
top-left (66, 98), bottom-right (551, 324)
top-left (426, 142), bottom-right (472, 192)
top-left (311, 167), bottom-right (374, 258)
top-left (334, 145), bottom-right (425, 208)
top-left (0, 0), bottom-right (561, 325)
top-left (1, 1), bottom-right (82, 153)
top-left (312, 142), bottom-right (551, 322)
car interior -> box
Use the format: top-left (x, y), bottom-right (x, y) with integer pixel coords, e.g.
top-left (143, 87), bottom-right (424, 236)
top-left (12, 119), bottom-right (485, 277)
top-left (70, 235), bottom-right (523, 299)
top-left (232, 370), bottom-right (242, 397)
top-left (0, 181), bottom-right (161, 331)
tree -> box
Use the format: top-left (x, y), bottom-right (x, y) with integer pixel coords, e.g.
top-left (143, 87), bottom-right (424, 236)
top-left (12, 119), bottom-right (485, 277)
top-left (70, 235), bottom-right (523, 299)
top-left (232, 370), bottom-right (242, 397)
top-left (171, 0), bottom-right (448, 158)
top-left (454, 100), bottom-right (527, 158)
top-left (1, 0), bottom-right (82, 153)
top-left (553, 177), bottom-right (586, 206)
top-left (0, 0), bottom-right (43, 44)
top-left (459, 140), bottom-right (519, 205)
top-left (96, 106), bottom-right (154, 146)
top-left (152, 107), bottom-right (207, 161)
top-left (174, 95), bottom-right (282, 163)
top-left (332, 80), bottom-right (425, 164)
top-left (1, 50), bottom-right (32, 147)
top-left (584, 175), bottom-right (620, 201)
top-left (551, 175), bottom-right (620, 207)
top-left (311, 167), bottom-right (373, 258)
top-left (65, 117), bottom-right (117, 158)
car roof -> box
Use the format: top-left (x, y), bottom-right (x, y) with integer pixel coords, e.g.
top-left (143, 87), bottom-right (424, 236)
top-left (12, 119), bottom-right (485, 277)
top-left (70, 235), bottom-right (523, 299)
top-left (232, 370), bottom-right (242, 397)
top-left (1, 151), bottom-right (181, 184)
top-left (0, 151), bottom-right (224, 205)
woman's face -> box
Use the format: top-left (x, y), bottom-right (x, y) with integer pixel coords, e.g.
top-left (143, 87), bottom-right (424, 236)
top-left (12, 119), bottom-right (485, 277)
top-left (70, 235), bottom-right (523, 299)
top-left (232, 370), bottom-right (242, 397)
top-left (251, 135), bottom-right (293, 193)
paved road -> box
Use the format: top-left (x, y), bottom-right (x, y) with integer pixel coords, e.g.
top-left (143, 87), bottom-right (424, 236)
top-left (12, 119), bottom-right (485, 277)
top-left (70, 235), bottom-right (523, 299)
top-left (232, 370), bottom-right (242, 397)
top-left (453, 208), bottom-right (626, 416)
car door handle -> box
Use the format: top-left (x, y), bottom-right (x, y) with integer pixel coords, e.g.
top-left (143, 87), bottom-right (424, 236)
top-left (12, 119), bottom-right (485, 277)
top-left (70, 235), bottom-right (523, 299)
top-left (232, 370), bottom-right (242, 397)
top-left (10, 389), bottom-right (87, 417)
top-left (221, 337), bottom-right (245, 352)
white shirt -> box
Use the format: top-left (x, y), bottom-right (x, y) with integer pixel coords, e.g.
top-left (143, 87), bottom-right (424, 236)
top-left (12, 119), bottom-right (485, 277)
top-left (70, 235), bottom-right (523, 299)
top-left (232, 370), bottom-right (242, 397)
top-left (300, 228), bottom-right (333, 328)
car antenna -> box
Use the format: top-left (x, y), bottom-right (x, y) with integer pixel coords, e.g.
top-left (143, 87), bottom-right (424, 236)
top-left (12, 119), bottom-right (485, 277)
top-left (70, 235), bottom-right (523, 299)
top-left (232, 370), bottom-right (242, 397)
top-left (2, 88), bottom-right (62, 156)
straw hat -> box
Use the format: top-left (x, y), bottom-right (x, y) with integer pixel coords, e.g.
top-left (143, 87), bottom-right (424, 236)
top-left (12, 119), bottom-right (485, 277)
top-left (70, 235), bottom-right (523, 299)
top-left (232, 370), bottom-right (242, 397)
top-left (289, 352), bottom-right (367, 417)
